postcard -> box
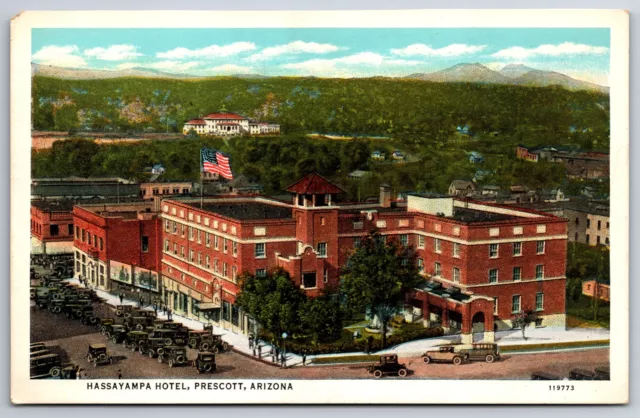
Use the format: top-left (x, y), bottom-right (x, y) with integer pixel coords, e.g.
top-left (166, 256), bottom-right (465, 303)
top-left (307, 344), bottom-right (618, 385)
top-left (11, 9), bottom-right (628, 404)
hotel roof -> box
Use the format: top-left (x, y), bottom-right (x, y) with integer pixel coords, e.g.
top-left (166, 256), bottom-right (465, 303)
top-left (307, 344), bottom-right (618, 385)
top-left (186, 201), bottom-right (293, 221)
top-left (285, 173), bottom-right (345, 195)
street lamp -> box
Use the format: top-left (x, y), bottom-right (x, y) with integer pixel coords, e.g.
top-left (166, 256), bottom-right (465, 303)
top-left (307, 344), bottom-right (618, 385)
top-left (281, 332), bottom-right (288, 368)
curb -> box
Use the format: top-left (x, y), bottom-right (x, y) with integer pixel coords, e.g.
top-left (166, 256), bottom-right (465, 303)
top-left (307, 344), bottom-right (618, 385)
top-left (231, 346), bottom-right (294, 368)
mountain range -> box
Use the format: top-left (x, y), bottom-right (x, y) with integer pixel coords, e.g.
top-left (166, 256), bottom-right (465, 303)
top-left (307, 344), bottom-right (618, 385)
top-left (405, 63), bottom-right (608, 93)
top-left (32, 62), bottom-right (608, 93)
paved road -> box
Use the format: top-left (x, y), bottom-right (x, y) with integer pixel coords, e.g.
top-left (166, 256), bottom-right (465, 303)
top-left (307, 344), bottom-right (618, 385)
top-left (32, 304), bottom-right (609, 380)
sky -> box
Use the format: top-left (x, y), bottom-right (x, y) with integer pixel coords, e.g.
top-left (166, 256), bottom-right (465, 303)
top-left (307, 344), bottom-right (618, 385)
top-left (31, 28), bottom-right (610, 85)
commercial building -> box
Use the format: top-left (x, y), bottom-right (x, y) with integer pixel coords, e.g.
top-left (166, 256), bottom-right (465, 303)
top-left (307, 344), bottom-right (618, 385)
top-left (72, 201), bottom-right (162, 295)
top-left (564, 201), bottom-right (610, 247)
top-left (31, 177), bottom-right (139, 200)
top-left (158, 173), bottom-right (568, 343)
top-left (183, 112), bottom-right (280, 136)
top-left (139, 181), bottom-right (194, 200)
top-left (31, 200), bottom-right (77, 255)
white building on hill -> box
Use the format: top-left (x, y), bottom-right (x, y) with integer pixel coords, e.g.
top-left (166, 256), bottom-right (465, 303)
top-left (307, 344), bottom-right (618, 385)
top-left (183, 112), bottom-right (280, 136)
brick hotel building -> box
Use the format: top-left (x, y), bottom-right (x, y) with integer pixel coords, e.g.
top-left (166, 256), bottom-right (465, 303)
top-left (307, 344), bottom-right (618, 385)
top-left (155, 174), bottom-right (568, 343)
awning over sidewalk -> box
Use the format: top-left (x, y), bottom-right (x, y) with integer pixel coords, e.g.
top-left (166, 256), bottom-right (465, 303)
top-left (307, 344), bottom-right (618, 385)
top-left (196, 301), bottom-right (221, 310)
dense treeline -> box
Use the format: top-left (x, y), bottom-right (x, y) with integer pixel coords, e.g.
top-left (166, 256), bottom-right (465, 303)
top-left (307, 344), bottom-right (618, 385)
top-left (32, 75), bottom-right (610, 149)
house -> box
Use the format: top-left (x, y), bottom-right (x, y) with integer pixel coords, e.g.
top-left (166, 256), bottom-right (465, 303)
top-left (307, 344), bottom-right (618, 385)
top-left (392, 150), bottom-right (405, 161)
top-left (582, 280), bottom-right (610, 302)
top-left (151, 164), bottom-right (165, 175)
top-left (371, 151), bottom-right (386, 161)
top-left (183, 112), bottom-right (280, 137)
top-left (473, 169), bottom-right (493, 182)
top-left (448, 180), bottom-right (477, 197)
top-left (468, 152), bottom-right (484, 164)
top-left (227, 175), bottom-right (263, 195)
top-left (347, 170), bottom-right (370, 181)
top-left (481, 185), bottom-right (501, 196)
top-left (456, 125), bottom-right (470, 134)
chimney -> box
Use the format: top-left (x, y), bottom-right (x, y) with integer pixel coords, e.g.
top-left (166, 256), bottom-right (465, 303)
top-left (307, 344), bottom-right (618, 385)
top-left (380, 183), bottom-right (392, 208)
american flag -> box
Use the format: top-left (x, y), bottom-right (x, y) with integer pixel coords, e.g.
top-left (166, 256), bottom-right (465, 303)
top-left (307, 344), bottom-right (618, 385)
top-left (201, 148), bottom-right (233, 179)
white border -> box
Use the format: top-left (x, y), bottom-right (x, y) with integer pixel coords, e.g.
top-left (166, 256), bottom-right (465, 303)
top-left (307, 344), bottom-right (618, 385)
top-left (10, 9), bottom-right (629, 404)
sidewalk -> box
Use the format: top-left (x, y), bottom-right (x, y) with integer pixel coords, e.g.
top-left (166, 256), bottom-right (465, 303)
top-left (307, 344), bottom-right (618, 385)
top-left (64, 277), bottom-right (304, 368)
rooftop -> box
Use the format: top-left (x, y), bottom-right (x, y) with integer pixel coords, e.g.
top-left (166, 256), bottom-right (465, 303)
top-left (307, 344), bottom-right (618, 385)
top-left (186, 201), bottom-right (293, 221)
top-left (203, 112), bottom-right (246, 120)
top-left (451, 207), bottom-right (517, 223)
top-left (285, 173), bottom-right (345, 195)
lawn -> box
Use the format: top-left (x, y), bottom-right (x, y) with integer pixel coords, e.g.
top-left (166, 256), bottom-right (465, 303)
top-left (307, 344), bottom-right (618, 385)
top-left (566, 295), bottom-right (610, 328)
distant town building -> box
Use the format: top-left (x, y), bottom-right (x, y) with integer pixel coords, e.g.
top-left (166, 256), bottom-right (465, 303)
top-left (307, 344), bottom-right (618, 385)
top-left (31, 200), bottom-right (76, 255)
top-left (347, 170), bottom-right (371, 180)
top-left (151, 164), bottom-right (165, 175)
top-left (448, 180), bottom-right (476, 197)
top-left (564, 201), bottom-right (610, 247)
top-left (227, 175), bottom-right (263, 195)
top-left (582, 280), bottom-right (610, 302)
top-left (183, 112), bottom-right (280, 137)
top-left (515, 145), bottom-right (609, 180)
top-left (31, 177), bottom-right (139, 200)
top-left (139, 181), bottom-right (194, 200)
top-left (392, 150), bottom-right (406, 161)
top-left (371, 151), bottom-right (386, 161)
top-left (468, 152), bottom-right (484, 164)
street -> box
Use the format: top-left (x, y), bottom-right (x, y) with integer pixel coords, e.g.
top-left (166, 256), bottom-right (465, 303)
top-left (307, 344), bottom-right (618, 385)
top-left (31, 304), bottom-right (609, 380)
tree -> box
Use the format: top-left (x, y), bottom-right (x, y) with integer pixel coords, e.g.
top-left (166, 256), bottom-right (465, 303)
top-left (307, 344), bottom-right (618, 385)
top-left (511, 309), bottom-right (539, 340)
top-left (340, 232), bottom-right (423, 348)
top-left (235, 269), bottom-right (306, 345)
top-left (299, 290), bottom-right (343, 345)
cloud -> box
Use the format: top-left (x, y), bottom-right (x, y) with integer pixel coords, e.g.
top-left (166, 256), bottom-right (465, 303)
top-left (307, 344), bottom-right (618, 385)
top-left (282, 52), bottom-right (422, 76)
top-left (248, 41), bottom-right (340, 61)
top-left (146, 61), bottom-right (200, 72)
top-left (157, 42), bottom-right (256, 59)
top-left (114, 62), bottom-right (140, 70)
top-left (32, 45), bottom-right (87, 68)
top-left (84, 44), bottom-right (143, 61)
top-left (492, 42), bottom-right (609, 60)
top-left (391, 43), bottom-right (486, 57)
top-left (210, 64), bottom-right (253, 74)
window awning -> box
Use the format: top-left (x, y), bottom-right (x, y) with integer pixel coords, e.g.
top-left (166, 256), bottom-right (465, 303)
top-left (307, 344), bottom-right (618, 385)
top-left (196, 301), bottom-right (221, 310)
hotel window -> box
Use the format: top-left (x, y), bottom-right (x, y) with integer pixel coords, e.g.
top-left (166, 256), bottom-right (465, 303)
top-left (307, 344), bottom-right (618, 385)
top-left (256, 269), bottom-right (267, 278)
top-left (214, 259), bottom-right (219, 273)
top-left (536, 293), bottom-right (544, 311)
top-left (172, 222), bottom-right (177, 234)
top-left (165, 219), bottom-right (170, 232)
top-left (489, 269), bottom-right (498, 284)
top-left (418, 235), bottom-right (425, 249)
top-left (232, 241), bottom-right (238, 257)
top-left (512, 295), bottom-right (521, 313)
top-left (453, 243), bottom-right (460, 258)
top-left (400, 234), bottom-right (408, 247)
top-left (141, 236), bottom-right (149, 253)
top-left (493, 298), bottom-right (499, 315)
top-left (173, 243), bottom-right (177, 255)
top-left (489, 243), bottom-right (499, 258)
top-left (188, 227), bottom-right (194, 241)
top-left (223, 239), bottom-right (228, 253)
top-left (232, 266), bottom-right (237, 281)
top-left (197, 230), bottom-right (201, 244)
top-left (81, 229), bottom-right (86, 242)
top-left (417, 258), bottom-right (424, 273)
top-left (320, 217), bottom-right (326, 226)
top-left (512, 267), bottom-right (522, 282)
top-left (536, 224), bottom-right (547, 233)
top-left (434, 262), bottom-right (441, 276)
top-left (75, 226), bottom-right (79, 239)
top-left (597, 220), bottom-right (601, 230)
top-left (214, 235), bottom-right (219, 250)
top-left (255, 243), bottom-right (266, 258)
top-left (536, 265), bottom-right (544, 280)
top-left (181, 246), bottom-right (185, 259)
top-left (513, 242), bottom-right (522, 256)
top-left (489, 228), bottom-right (499, 237)
top-left (68, 224), bottom-right (73, 235)
top-left (536, 241), bottom-right (545, 254)
top-left (164, 239), bottom-right (169, 252)
top-left (453, 267), bottom-right (460, 283)
top-left (452, 226), bottom-right (460, 236)
top-left (198, 252), bottom-right (202, 266)
top-left (189, 249), bottom-right (195, 263)
top-left (188, 213), bottom-right (194, 221)
top-left (98, 237), bottom-right (103, 251)
top-left (434, 223), bottom-right (442, 232)
top-left (513, 226), bottom-right (523, 235)
top-left (196, 215), bottom-right (201, 223)
top-left (317, 242), bottom-right (327, 257)
top-left (181, 224), bottom-right (186, 238)
top-left (354, 237), bottom-right (361, 248)
top-left (205, 255), bottom-right (210, 269)
top-left (434, 238), bottom-right (441, 253)
top-left (205, 233), bottom-right (210, 247)
top-left (324, 269), bottom-right (328, 283)
top-left (213, 220), bottom-right (219, 229)
top-left (223, 263), bottom-right (228, 278)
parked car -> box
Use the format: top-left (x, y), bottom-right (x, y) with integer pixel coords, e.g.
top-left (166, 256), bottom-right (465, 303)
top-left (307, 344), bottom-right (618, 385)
top-left (31, 353), bottom-right (62, 378)
top-left (114, 305), bottom-right (137, 318)
top-left (123, 331), bottom-right (149, 351)
top-left (60, 365), bottom-right (80, 380)
top-left (422, 346), bottom-right (467, 365)
top-left (187, 326), bottom-right (213, 348)
top-left (458, 343), bottom-right (500, 363)
top-left (30, 342), bottom-right (47, 352)
top-left (594, 367), bottom-right (610, 380)
top-left (30, 349), bottom-right (51, 358)
top-left (108, 326), bottom-right (129, 344)
top-left (150, 329), bottom-right (187, 346)
top-left (531, 372), bottom-right (562, 380)
top-left (86, 343), bottom-right (113, 367)
top-left (80, 306), bottom-right (99, 325)
top-left (138, 337), bottom-right (167, 358)
top-left (193, 351), bottom-right (217, 373)
top-left (157, 346), bottom-right (189, 368)
top-left (124, 316), bottom-right (154, 331)
top-left (569, 368), bottom-right (596, 380)
top-left (366, 354), bottom-right (409, 378)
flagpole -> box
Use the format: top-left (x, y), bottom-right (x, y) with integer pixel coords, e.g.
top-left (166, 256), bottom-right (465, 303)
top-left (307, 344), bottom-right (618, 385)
top-left (200, 149), bottom-right (204, 209)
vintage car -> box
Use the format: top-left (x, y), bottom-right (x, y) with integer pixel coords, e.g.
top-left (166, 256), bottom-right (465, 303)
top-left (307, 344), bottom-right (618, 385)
top-left (193, 351), bottom-right (217, 373)
top-left (108, 326), bottom-right (129, 344)
top-left (47, 299), bottom-right (65, 314)
top-left (155, 320), bottom-right (188, 332)
top-left (86, 343), bottom-right (113, 367)
top-left (204, 334), bottom-right (229, 353)
top-left (422, 346), bottom-right (468, 365)
top-left (569, 368), bottom-right (596, 380)
top-left (187, 326), bottom-right (213, 348)
top-left (60, 365), bottom-right (80, 380)
top-left (30, 349), bottom-right (51, 358)
top-left (157, 346), bottom-right (189, 368)
top-left (366, 354), bottom-right (408, 378)
top-left (124, 316), bottom-right (155, 331)
top-left (594, 367), bottom-right (610, 380)
top-left (114, 304), bottom-right (138, 318)
top-left (138, 337), bottom-right (167, 358)
top-left (31, 353), bottom-right (63, 378)
top-left (62, 303), bottom-right (87, 319)
top-left (458, 343), bottom-right (500, 363)
top-left (30, 342), bottom-right (47, 352)
top-left (102, 322), bottom-right (123, 338)
top-left (134, 309), bottom-right (156, 318)
top-left (123, 331), bottom-right (149, 351)
top-left (150, 329), bottom-right (187, 346)
top-left (530, 372), bottom-right (562, 380)
top-left (80, 307), bottom-right (99, 325)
